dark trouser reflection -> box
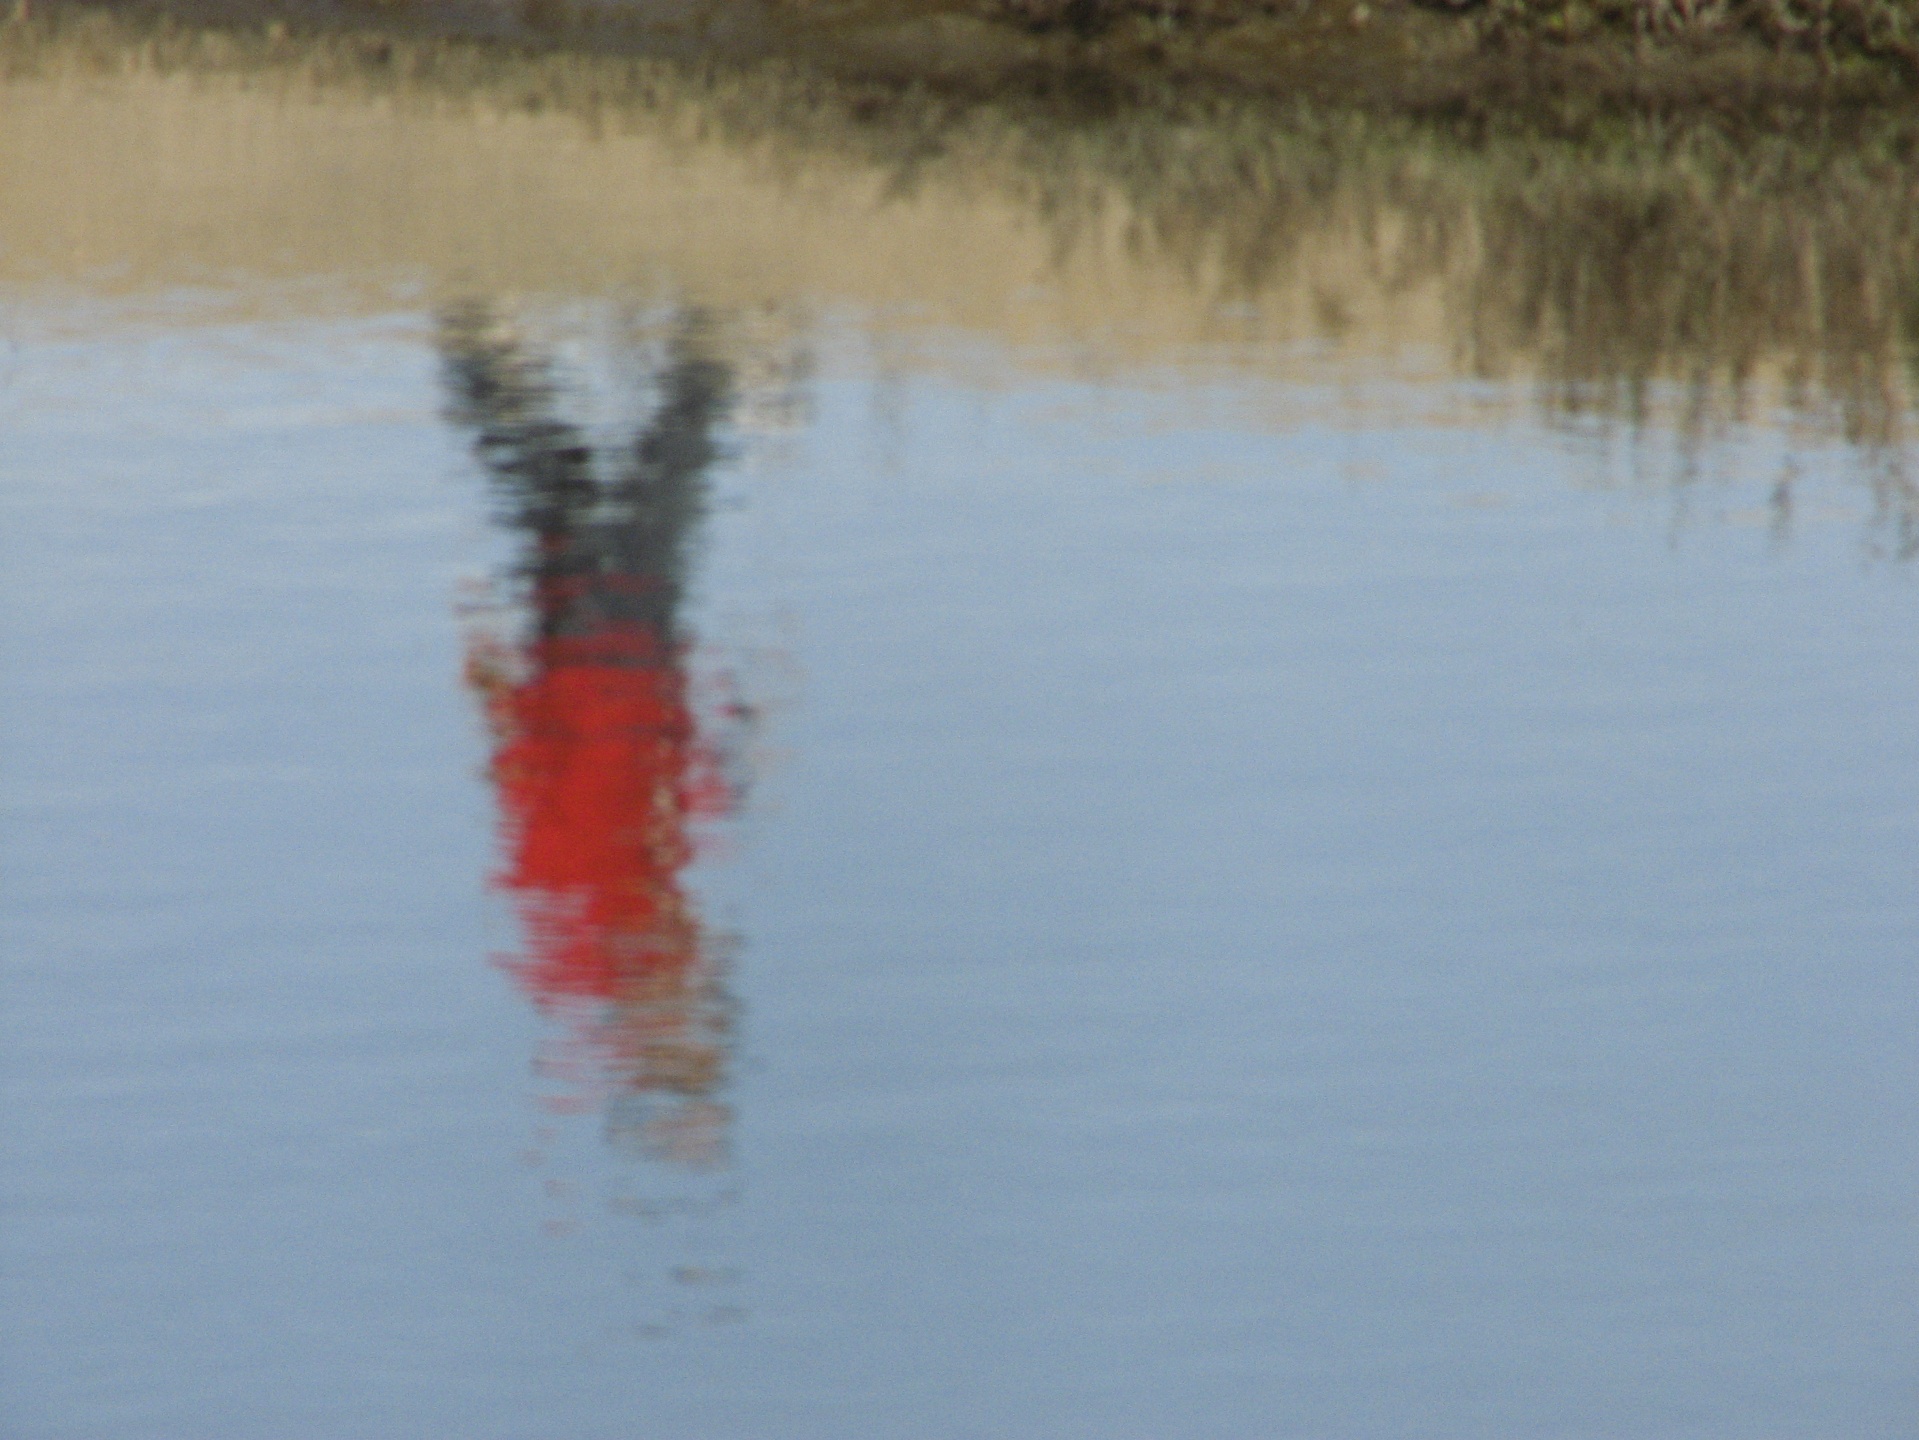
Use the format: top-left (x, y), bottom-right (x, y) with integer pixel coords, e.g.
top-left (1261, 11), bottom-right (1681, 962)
top-left (441, 302), bottom-right (736, 1171)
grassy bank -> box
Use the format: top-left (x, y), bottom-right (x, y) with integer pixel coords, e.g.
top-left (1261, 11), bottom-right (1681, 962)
top-left (18, 0), bottom-right (1919, 115)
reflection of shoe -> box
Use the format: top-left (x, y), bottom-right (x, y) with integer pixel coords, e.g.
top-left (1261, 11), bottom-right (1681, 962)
top-left (606, 1092), bottom-right (733, 1170)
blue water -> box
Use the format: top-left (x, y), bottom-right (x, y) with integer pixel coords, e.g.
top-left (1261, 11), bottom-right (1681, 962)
top-left (3, 302), bottom-right (1916, 1438)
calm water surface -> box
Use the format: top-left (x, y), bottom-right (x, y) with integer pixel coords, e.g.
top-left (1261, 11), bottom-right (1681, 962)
top-left (2, 31), bottom-right (1917, 1439)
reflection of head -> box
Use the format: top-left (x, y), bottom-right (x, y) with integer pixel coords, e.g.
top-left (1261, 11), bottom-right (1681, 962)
top-left (439, 302), bottom-right (737, 1170)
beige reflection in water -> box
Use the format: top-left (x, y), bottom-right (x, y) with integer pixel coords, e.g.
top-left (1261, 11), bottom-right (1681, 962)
top-left (1, 12), bottom-right (1913, 525)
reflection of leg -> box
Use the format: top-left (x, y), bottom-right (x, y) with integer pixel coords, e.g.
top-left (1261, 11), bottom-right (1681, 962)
top-left (438, 303), bottom-right (584, 475)
top-left (605, 931), bottom-right (735, 1101)
top-left (606, 1092), bottom-right (734, 1170)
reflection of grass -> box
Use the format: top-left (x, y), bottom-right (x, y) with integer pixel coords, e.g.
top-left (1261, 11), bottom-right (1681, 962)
top-left (1066, 106), bottom-right (1919, 441)
top-left (1483, 0), bottom-right (1918, 67)
top-left (1004, 0), bottom-right (1919, 68)
top-left (1016, 96), bottom-right (1919, 541)
top-left (8, 6), bottom-right (1916, 539)
top-left (1015, 104), bottom-right (1918, 559)
top-left (12, 10), bottom-right (1916, 413)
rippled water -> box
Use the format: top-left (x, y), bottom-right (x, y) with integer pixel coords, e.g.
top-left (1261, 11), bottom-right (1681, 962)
top-left (3, 22), bottom-right (1917, 1438)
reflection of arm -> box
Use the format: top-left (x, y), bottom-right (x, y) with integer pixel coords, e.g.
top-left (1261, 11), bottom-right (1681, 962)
top-left (439, 304), bottom-right (735, 642)
top-left (602, 322), bottom-right (732, 639)
top-left (437, 301), bottom-right (599, 539)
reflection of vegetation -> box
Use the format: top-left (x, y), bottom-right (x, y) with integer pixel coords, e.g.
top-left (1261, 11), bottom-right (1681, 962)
top-left (1061, 106), bottom-right (1917, 546)
top-left (992, 0), bottom-right (1919, 75)
top-left (1082, 110), bottom-right (1919, 439)
top-left (25, 0), bottom-right (1919, 99)
top-left (1483, 0), bottom-right (1918, 61)
top-left (9, 8), bottom-right (1916, 537)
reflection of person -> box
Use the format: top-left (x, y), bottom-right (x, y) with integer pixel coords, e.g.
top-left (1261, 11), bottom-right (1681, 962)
top-left (440, 303), bottom-right (736, 1170)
